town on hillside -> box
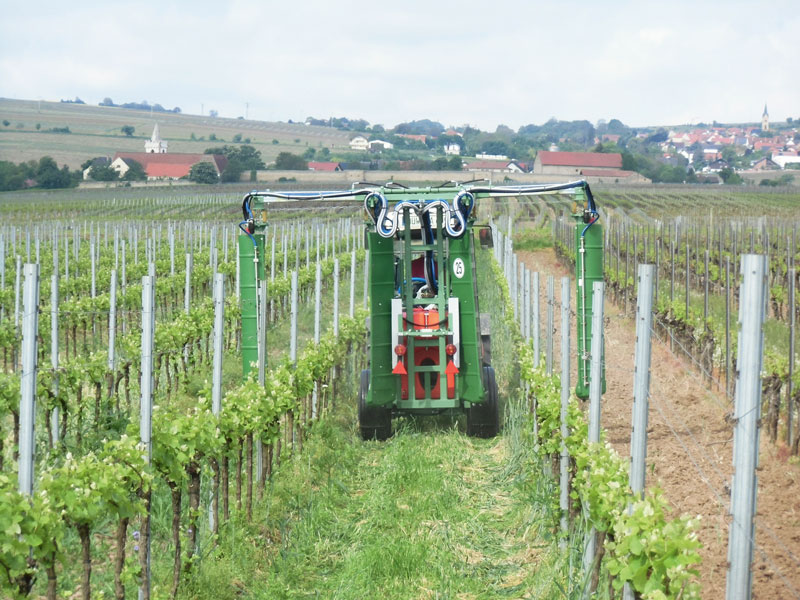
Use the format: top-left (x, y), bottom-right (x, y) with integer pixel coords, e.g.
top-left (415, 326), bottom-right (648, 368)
top-left (2, 99), bottom-right (797, 190)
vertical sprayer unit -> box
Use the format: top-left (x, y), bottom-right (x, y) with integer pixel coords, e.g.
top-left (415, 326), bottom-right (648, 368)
top-left (236, 180), bottom-right (603, 440)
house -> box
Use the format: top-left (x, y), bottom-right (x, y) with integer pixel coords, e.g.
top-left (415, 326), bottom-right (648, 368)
top-left (704, 159), bottom-right (730, 173)
top-left (368, 139), bottom-right (394, 151)
top-left (599, 134), bottom-right (621, 144)
top-left (750, 157), bottom-right (780, 171)
top-left (82, 156), bottom-right (111, 180)
top-left (532, 151), bottom-right (622, 175)
top-left (475, 153), bottom-right (509, 160)
top-left (464, 159), bottom-right (525, 173)
top-left (772, 154), bottom-right (800, 169)
top-left (307, 161), bottom-right (342, 172)
top-left (111, 152), bottom-right (227, 180)
top-left (349, 136), bottom-right (369, 151)
top-left (444, 143), bottom-right (461, 156)
top-left (395, 133), bottom-right (428, 143)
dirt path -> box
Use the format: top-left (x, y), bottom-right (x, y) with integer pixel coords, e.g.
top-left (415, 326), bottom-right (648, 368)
top-left (517, 248), bottom-right (800, 599)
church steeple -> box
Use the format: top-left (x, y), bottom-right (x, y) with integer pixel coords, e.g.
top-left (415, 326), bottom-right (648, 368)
top-left (144, 124), bottom-right (168, 153)
top-left (761, 104), bottom-right (769, 132)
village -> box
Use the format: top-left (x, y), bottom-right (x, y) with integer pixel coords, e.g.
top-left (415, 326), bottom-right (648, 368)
top-left (73, 103), bottom-right (797, 189)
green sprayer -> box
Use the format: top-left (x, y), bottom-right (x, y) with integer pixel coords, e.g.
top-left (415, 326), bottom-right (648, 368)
top-left (237, 180), bottom-right (604, 440)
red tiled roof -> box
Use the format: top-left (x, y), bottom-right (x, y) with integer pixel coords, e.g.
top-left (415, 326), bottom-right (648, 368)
top-left (113, 153), bottom-right (226, 178)
top-left (396, 134), bottom-right (428, 142)
top-left (537, 151), bottom-right (622, 168)
top-left (307, 161), bottom-right (341, 171)
top-left (580, 169), bottom-right (637, 178)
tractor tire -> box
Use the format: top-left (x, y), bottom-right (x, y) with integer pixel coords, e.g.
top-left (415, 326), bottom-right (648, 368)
top-left (467, 366), bottom-right (499, 438)
top-left (358, 369), bottom-right (392, 441)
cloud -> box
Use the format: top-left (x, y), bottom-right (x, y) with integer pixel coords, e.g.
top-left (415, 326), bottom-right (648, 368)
top-left (1, 0), bottom-right (798, 129)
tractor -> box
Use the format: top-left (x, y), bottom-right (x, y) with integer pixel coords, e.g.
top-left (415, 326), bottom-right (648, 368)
top-left (237, 180), bottom-right (604, 441)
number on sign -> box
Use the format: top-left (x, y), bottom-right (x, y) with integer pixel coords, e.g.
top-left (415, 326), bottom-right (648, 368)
top-left (453, 258), bottom-right (465, 279)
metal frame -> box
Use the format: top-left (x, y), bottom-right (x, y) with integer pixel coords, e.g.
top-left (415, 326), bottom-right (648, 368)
top-left (237, 179), bottom-right (602, 415)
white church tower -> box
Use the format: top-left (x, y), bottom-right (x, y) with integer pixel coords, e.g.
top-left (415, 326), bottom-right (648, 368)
top-left (761, 104), bottom-right (769, 132)
top-left (145, 123), bottom-right (168, 153)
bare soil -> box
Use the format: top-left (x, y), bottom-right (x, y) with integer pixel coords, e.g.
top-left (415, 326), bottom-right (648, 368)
top-left (517, 248), bottom-right (800, 599)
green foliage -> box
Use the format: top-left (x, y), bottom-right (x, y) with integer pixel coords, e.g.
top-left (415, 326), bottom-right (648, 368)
top-left (204, 145), bottom-right (265, 171)
top-left (189, 162), bottom-right (219, 184)
top-left (274, 152), bottom-right (308, 170)
top-left (760, 174), bottom-right (795, 186)
top-left (394, 119), bottom-right (444, 137)
top-left (487, 251), bottom-right (702, 599)
top-left (513, 227), bottom-right (552, 250)
top-left (122, 159), bottom-right (146, 181)
top-left (89, 163), bottom-right (119, 182)
top-left (121, 125), bottom-right (135, 137)
top-left (0, 474), bottom-right (63, 599)
top-left (719, 167), bottom-right (743, 185)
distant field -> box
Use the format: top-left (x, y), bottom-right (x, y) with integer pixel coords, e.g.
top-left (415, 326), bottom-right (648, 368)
top-left (0, 98), bottom-right (353, 168)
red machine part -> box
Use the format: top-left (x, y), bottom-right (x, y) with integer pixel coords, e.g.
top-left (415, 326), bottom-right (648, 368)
top-left (394, 306), bottom-right (456, 400)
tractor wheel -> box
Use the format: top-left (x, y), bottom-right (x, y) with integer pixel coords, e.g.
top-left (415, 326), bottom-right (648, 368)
top-left (358, 369), bottom-right (392, 441)
top-left (467, 366), bottom-right (499, 438)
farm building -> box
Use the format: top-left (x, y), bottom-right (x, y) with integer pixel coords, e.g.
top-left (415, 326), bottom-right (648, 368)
top-left (111, 152), bottom-right (227, 180)
top-left (368, 140), bottom-right (394, 152)
top-left (533, 151), bottom-right (622, 175)
top-left (307, 161), bottom-right (342, 172)
top-left (463, 159), bottom-right (526, 173)
top-left (349, 136), bottom-right (369, 151)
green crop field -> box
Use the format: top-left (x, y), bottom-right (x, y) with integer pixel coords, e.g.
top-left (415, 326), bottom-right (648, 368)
top-left (0, 98), bottom-right (352, 169)
top-left (1, 185), bottom-right (798, 600)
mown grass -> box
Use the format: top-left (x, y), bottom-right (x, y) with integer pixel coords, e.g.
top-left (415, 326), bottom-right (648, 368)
top-left (173, 246), bottom-right (573, 599)
top-left (178, 396), bottom-right (570, 599)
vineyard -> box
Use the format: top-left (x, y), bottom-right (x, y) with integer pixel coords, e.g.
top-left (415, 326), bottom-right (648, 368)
top-left (0, 185), bottom-right (798, 599)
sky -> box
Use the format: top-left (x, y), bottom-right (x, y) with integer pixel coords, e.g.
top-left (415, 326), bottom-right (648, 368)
top-left (1, 0), bottom-right (797, 132)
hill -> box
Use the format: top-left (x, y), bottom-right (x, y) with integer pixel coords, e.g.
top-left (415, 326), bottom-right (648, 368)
top-left (0, 98), bottom-right (352, 169)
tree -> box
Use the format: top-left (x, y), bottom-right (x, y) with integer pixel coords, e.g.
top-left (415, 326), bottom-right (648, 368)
top-left (0, 161), bottom-right (26, 191)
top-left (89, 164), bottom-right (119, 182)
top-left (232, 134), bottom-right (242, 143)
top-left (606, 119), bottom-right (628, 135)
top-left (394, 119), bottom-right (444, 137)
top-left (121, 125), bottom-right (135, 137)
top-left (719, 167), bottom-right (743, 185)
top-left (220, 159), bottom-right (244, 183)
top-left (274, 152), bottom-right (307, 170)
top-left (480, 141), bottom-right (510, 156)
top-left (99, 97), bottom-right (116, 107)
top-left (122, 160), bottom-right (146, 181)
top-left (303, 147), bottom-right (316, 160)
top-left (203, 145), bottom-right (265, 170)
top-left (189, 162), bottom-right (219, 184)
top-left (448, 155), bottom-right (463, 170)
top-left (2, 120), bottom-right (8, 127)
top-left (36, 157), bottom-right (78, 189)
